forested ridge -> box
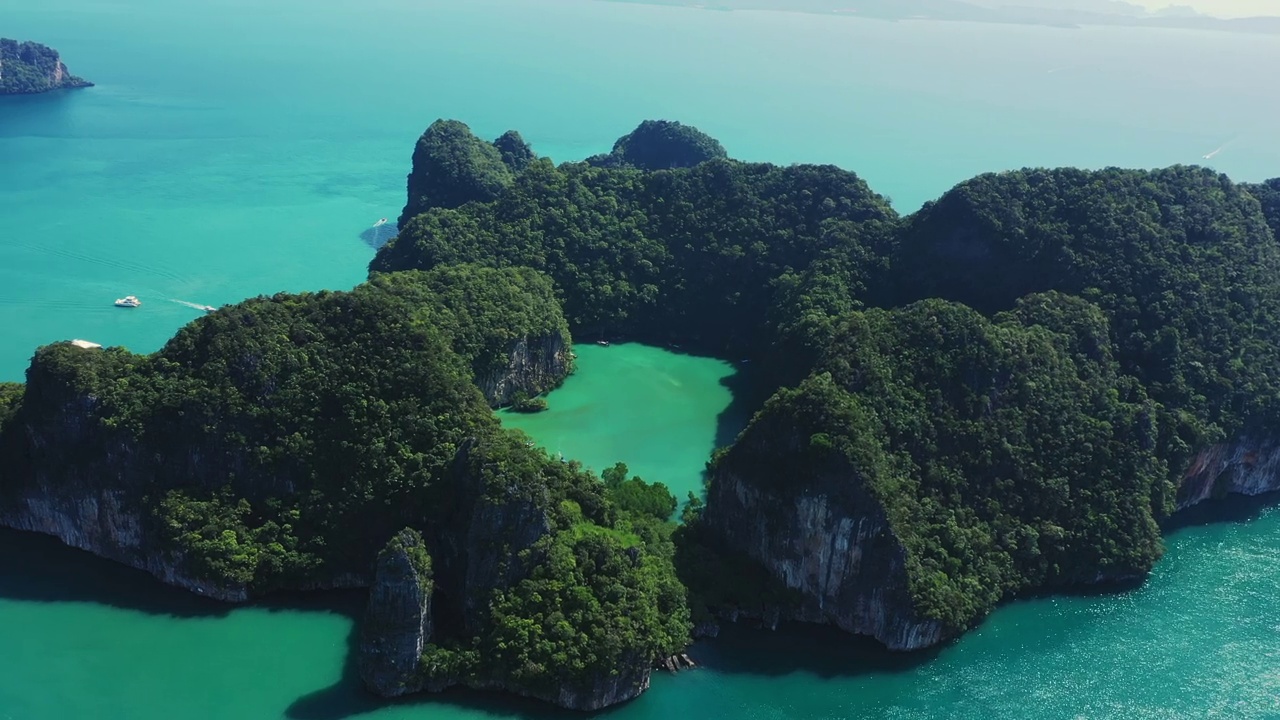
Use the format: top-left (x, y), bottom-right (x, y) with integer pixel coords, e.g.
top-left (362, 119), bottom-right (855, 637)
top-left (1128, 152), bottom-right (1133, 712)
top-left (3, 117), bottom-right (1280, 705)
top-left (0, 265), bottom-right (687, 702)
top-left (375, 119), bottom-right (1280, 638)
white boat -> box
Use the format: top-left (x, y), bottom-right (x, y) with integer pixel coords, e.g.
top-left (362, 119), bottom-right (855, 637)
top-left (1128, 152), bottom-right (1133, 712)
top-left (374, 217), bottom-right (388, 227)
top-left (114, 295), bottom-right (142, 308)
top-left (201, 305), bottom-right (216, 313)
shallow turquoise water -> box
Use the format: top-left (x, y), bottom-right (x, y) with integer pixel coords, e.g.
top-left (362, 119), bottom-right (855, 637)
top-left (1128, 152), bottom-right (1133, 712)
top-left (499, 343), bottom-right (746, 512)
top-left (4, 0), bottom-right (1279, 380)
top-left (3, 1), bottom-right (1280, 717)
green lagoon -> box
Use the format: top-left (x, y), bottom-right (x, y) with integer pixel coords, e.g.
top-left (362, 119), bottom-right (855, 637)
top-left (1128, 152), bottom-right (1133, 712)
top-left (3, 0), bottom-right (1280, 717)
top-left (500, 343), bottom-right (747, 512)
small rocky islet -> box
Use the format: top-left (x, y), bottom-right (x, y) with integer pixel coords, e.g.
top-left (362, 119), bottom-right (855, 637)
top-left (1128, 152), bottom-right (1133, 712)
top-left (0, 39), bottom-right (92, 95)
top-left (1, 118), bottom-right (1279, 710)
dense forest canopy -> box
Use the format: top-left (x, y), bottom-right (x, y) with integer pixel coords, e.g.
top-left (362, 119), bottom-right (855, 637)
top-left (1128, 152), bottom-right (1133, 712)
top-left (585, 119), bottom-right (728, 170)
top-left (1243, 178), bottom-right (1280, 239)
top-left (0, 267), bottom-right (687, 699)
top-left (376, 121), bottom-right (898, 357)
top-left (377, 121), bottom-right (1280, 642)
top-left (712, 295), bottom-right (1169, 630)
top-left (365, 264), bottom-right (572, 392)
top-left (894, 167), bottom-right (1280, 474)
top-left (397, 119), bottom-right (526, 227)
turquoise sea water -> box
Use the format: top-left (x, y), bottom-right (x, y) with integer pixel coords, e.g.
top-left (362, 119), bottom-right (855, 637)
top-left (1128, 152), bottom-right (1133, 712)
top-left (4, 0), bottom-right (1280, 380)
top-left (3, 0), bottom-right (1280, 718)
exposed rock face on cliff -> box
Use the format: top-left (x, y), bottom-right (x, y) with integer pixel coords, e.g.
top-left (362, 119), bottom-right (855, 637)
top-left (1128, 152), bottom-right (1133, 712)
top-left (530, 661), bottom-right (651, 712)
top-left (357, 468), bottom-right (673, 711)
top-left (475, 333), bottom-right (571, 408)
top-left (709, 432), bottom-right (1280, 652)
top-left (363, 266), bottom-right (574, 409)
top-left (359, 529), bottom-right (435, 697)
top-left (702, 298), bottom-right (1179, 650)
top-left (1176, 440), bottom-right (1280, 511)
top-left (0, 39), bottom-right (92, 95)
top-left (706, 464), bottom-right (944, 650)
top-left (0, 351), bottom-right (253, 601)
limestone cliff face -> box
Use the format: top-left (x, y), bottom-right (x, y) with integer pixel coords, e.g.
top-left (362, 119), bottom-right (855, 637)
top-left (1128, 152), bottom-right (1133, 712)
top-left (1175, 439), bottom-right (1280, 511)
top-left (0, 377), bottom-right (251, 601)
top-left (476, 333), bottom-right (572, 408)
top-left (359, 529), bottom-right (434, 697)
top-left (708, 434), bottom-right (1280, 654)
top-left (0, 354), bottom-right (371, 601)
top-left (706, 465), bottom-right (944, 651)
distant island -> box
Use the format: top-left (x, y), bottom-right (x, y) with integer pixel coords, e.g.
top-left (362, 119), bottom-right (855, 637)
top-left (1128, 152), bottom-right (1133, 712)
top-left (2, 118), bottom-right (1280, 711)
top-left (600, 0), bottom-right (1280, 34)
top-left (0, 39), bottom-right (92, 95)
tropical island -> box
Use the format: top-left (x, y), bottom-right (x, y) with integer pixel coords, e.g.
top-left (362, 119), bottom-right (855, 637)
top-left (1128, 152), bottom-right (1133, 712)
top-left (0, 39), bottom-right (92, 95)
top-left (2, 118), bottom-right (1280, 710)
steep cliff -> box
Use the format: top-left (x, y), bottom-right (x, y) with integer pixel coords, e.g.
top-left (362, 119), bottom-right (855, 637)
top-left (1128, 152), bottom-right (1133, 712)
top-left (1175, 440), bottom-right (1280, 511)
top-left (359, 529), bottom-right (435, 697)
top-left (704, 296), bottom-right (1170, 647)
top-left (707, 462), bottom-right (943, 649)
top-left (364, 266), bottom-right (573, 408)
top-left (474, 333), bottom-right (570, 408)
top-left (0, 271), bottom-right (687, 712)
top-left (0, 39), bottom-right (92, 95)
top-left (357, 471), bottom-right (685, 710)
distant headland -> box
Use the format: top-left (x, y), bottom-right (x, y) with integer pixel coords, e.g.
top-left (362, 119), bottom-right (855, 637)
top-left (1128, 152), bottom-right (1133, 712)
top-left (0, 39), bottom-right (92, 95)
top-left (599, 0), bottom-right (1280, 34)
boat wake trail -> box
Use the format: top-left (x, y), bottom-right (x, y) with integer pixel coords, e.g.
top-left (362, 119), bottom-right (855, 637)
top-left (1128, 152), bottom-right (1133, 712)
top-left (169, 299), bottom-right (217, 312)
top-left (1202, 137), bottom-right (1237, 160)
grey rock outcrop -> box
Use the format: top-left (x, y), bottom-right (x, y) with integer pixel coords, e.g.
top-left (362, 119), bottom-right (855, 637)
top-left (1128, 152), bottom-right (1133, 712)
top-left (708, 433), bottom-right (1280, 654)
top-left (359, 529), bottom-right (434, 697)
top-left (1175, 439), bottom-right (1280, 511)
top-left (706, 464), bottom-right (944, 651)
top-left (476, 333), bottom-right (572, 408)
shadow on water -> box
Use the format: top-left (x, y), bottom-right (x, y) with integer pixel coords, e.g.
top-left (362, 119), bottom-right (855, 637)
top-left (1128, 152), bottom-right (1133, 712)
top-left (284, 616), bottom-right (578, 720)
top-left (0, 527), bottom-right (231, 618)
top-left (359, 222), bottom-right (399, 251)
top-left (285, 621), bottom-right (943, 720)
top-left (712, 362), bottom-right (772, 453)
top-left (0, 527), bottom-right (364, 621)
top-left (689, 622), bottom-right (942, 680)
top-left (1162, 490), bottom-right (1280, 535)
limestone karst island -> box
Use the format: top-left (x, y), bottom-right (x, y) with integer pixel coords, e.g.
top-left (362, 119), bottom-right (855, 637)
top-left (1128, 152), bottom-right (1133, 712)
top-left (0, 39), bottom-right (92, 94)
top-left (2, 115), bottom-right (1280, 711)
